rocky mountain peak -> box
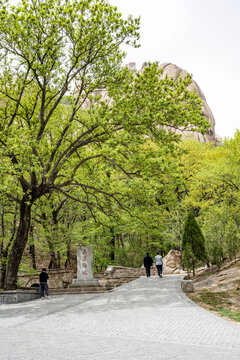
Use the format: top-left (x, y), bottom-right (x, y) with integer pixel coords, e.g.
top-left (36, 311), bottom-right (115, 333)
top-left (126, 62), bottom-right (219, 144)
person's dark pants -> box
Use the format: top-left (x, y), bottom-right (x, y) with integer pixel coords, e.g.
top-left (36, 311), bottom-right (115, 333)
top-left (40, 282), bottom-right (49, 297)
top-left (156, 265), bottom-right (162, 276)
top-left (145, 266), bottom-right (151, 277)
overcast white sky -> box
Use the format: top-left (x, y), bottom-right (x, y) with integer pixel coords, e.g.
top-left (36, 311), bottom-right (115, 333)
top-left (111, 0), bottom-right (240, 139)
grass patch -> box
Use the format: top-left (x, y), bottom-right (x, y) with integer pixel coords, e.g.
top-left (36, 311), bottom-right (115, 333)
top-left (186, 255), bottom-right (240, 323)
top-left (217, 308), bottom-right (240, 322)
top-left (190, 290), bottom-right (240, 323)
top-left (199, 291), bottom-right (228, 307)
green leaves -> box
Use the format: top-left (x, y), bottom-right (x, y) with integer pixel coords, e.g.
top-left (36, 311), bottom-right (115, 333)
top-left (182, 211), bottom-right (206, 275)
top-left (179, 132), bottom-right (240, 269)
top-left (0, 0), bottom-right (220, 284)
top-left (107, 63), bottom-right (209, 146)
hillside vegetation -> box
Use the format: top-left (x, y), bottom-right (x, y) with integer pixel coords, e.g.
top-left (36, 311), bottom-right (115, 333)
top-left (187, 256), bottom-right (240, 323)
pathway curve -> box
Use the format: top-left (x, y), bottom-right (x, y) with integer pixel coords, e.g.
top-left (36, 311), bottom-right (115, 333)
top-left (0, 275), bottom-right (240, 359)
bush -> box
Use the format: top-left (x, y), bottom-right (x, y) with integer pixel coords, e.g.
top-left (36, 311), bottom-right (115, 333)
top-left (182, 211), bottom-right (206, 275)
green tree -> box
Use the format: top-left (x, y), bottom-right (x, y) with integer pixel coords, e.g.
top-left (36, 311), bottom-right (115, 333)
top-left (182, 211), bottom-right (206, 275)
top-left (0, 0), bottom-right (209, 289)
top-left (0, 0), bottom-right (140, 289)
top-left (0, 196), bottom-right (19, 288)
top-left (203, 206), bottom-right (240, 268)
top-left (182, 244), bottom-right (197, 277)
top-left (180, 132), bottom-right (240, 267)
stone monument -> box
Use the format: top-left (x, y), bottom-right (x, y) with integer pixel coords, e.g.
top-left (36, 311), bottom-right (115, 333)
top-left (71, 246), bottom-right (99, 287)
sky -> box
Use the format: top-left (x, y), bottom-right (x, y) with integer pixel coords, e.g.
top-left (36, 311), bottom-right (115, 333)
top-left (111, 0), bottom-right (240, 139)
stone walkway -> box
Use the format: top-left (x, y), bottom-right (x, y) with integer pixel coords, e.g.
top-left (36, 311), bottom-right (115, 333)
top-left (0, 275), bottom-right (240, 359)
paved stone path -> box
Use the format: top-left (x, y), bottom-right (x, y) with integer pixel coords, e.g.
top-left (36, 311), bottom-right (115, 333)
top-left (0, 274), bottom-right (240, 359)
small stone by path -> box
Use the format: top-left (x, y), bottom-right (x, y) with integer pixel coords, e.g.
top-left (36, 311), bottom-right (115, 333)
top-left (0, 274), bottom-right (240, 359)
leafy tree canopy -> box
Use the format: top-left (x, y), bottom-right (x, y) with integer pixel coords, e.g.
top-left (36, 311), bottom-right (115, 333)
top-left (0, 0), bottom-right (210, 289)
top-left (182, 211), bottom-right (206, 275)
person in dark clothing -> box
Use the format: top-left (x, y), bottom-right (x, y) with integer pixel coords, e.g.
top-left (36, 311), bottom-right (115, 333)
top-left (144, 253), bottom-right (153, 277)
top-left (39, 268), bottom-right (49, 299)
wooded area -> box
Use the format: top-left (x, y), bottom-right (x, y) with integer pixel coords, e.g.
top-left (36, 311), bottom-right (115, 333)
top-left (0, 0), bottom-right (239, 290)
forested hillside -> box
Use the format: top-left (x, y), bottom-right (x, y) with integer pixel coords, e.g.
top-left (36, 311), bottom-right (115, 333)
top-left (0, 0), bottom-right (239, 290)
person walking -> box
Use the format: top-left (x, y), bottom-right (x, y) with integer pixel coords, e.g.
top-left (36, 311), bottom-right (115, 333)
top-left (144, 253), bottom-right (153, 277)
top-left (39, 268), bottom-right (50, 299)
top-left (155, 252), bottom-right (163, 277)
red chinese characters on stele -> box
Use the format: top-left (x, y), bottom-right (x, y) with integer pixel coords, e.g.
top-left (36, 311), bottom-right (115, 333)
top-left (82, 248), bottom-right (88, 276)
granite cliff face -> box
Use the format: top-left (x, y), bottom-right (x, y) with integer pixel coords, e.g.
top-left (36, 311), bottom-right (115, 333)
top-left (83, 62), bottom-right (219, 144)
top-left (127, 62), bottom-right (218, 144)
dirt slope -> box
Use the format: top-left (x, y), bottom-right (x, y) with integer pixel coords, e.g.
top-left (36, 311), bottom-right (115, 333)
top-left (187, 256), bottom-right (240, 324)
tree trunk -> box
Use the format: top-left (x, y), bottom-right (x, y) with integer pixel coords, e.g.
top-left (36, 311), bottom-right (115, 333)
top-left (65, 241), bottom-right (76, 269)
top-left (0, 204), bottom-right (5, 288)
top-left (65, 249), bottom-right (71, 269)
top-left (0, 249), bottom-right (8, 289)
top-left (29, 224), bottom-right (36, 270)
top-left (57, 251), bottom-right (61, 268)
top-left (0, 270), bottom-right (5, 289)
top-left (29, 244), bottom-right (36, 270)
top-left (109, 227), bottom-right (115, 261)
top-left (48, 252), bottom-right (58, 269)
top-left (4, 199), bottom-right (32, 290)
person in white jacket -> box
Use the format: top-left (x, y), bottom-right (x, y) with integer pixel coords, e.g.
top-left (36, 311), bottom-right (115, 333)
top-left (154, 252), bottom-right (163, 277)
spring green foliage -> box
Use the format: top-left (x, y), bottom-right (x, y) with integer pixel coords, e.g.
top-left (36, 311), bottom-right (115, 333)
top-left (0, 0), bottom-right (141, 202)
top-left (182, 211), bottom-right (206, 275)
top-left (181, 244), bottom-right (197, 276)
top-left (180, 132), bottom-right (240, 269)
top-left (202, 207), bottom-right (240, 268)
top-left (0, 0), bottom-right (142, 288)
top-left (0, 0), bottom-right (212, 288)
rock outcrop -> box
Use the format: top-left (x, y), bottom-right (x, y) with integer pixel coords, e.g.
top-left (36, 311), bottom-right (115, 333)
top-left (163, 250), bottom-right (184, 275)
top-left (159, 63), bottom-right (216, 143)
top-left (83, 61), bottom-right (219, 144)
top-left (127, 62), bottom-right (218, 144)
top-left (192, 262), bottom-right (240, 293)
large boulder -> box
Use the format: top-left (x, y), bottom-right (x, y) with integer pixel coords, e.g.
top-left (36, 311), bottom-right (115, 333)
top-left (163, 250), bottom-right (183, 275)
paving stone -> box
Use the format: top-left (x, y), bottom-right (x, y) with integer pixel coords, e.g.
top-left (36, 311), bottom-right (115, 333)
top-left (0, 275), bottom-right (240, 359)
